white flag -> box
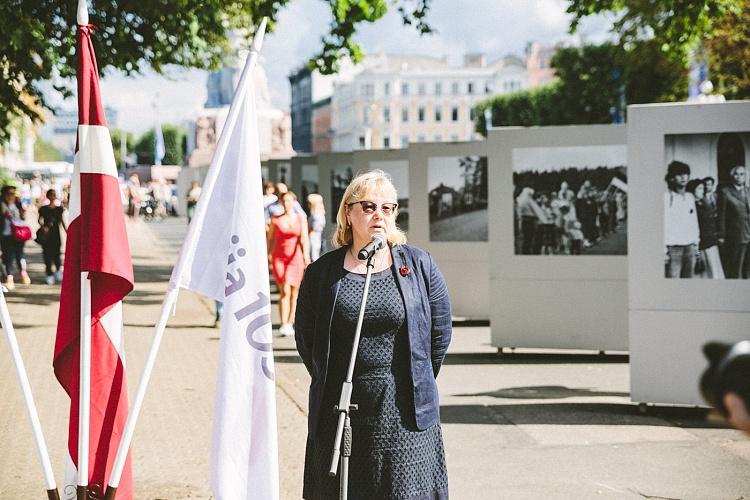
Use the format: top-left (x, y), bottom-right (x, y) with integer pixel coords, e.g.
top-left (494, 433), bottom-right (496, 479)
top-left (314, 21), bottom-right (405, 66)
top-left (170, 46), bottom-right (279, 500)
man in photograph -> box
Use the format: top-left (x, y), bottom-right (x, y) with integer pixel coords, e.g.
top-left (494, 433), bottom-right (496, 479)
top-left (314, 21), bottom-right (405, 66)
top-left (664, 160), bottom-right (700, 278)
top-left (717, 165), bottom-right (750, 279)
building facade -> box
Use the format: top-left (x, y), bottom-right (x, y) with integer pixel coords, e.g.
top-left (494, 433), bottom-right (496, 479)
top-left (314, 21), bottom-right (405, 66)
top-left (330, 53), bottom-right (527, 151)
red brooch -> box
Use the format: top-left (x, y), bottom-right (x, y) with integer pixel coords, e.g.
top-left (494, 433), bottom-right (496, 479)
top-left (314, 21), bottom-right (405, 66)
top-left (399, 266), bottom-right (410, 277)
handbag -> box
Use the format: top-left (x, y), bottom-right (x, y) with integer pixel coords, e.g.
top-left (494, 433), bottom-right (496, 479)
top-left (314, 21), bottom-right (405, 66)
top-left (35, 226), bottom-right (48, 245)
top-left (10, 219), bottom-right (32, 242)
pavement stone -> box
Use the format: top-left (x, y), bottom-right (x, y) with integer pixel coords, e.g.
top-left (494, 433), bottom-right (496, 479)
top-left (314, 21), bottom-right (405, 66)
top-left (1, 216), bottom-right (749, 499)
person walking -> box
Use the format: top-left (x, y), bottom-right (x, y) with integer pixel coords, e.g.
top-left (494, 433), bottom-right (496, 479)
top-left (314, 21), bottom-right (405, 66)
top-left (307, 193), bottom-right (326, 262)
top-left (37, 189), bottom-right (67, 284)
top-left (295, 169), bottom-right (451, 500)
top-left (186, 180), bottom-right (202, 225)
top-left (0, 185), bottom-right (31, 288)
top-left (717, 165), bottom-right (750, 279)
top-left (267, 191), bottom-right (310, 336)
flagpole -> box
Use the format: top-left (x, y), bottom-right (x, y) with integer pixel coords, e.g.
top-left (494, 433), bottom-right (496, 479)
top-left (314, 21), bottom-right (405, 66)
top-left (103, 18), bottom-right (268, 500)
top-left (0, 286), bottom-right (60, 500)
top-left (78, 273), bottom-right (92, 500)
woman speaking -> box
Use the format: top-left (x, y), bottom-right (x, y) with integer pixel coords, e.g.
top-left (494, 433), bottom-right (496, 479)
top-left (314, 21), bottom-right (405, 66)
top-left (295, 170), bottom-right (452, 499)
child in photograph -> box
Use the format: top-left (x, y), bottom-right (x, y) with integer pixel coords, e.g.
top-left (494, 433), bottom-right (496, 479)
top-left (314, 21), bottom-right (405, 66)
top-left (568, 221), bottom-right (584, 255)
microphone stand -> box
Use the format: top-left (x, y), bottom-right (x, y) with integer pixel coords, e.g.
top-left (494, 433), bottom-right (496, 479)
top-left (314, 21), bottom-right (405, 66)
top-left (328, 250), bottom-right (376, 500)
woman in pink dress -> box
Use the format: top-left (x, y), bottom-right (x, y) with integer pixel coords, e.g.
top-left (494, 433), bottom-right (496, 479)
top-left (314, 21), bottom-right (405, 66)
top-left (268, 191), bottom-right (311, 336)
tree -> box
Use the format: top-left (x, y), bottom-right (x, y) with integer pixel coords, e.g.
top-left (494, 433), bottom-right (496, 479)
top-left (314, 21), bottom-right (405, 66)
top-left (1, 0), bottom-right (433, 141)
top-left (110, 129), bottom-right (135, 169)
top-left (33, 137), bottom-right (63, 161)
top-left (134, 125), bottom-right (186, 166)
top-left (704, 0), bottom-right (750, 99)
top-left (565, 0), bottom-right (741, 65)
top-left (474, 41), bottom-right (686, 132)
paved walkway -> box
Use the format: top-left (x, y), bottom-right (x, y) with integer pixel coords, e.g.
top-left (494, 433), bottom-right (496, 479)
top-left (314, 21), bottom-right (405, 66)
top-left (1, 216), bottom-right (749, 499)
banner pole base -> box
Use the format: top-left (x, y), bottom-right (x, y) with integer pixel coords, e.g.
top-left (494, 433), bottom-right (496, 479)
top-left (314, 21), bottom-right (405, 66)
top-left (103, 485), bottom-right (117, 500)
top-left (76, 485), bottom-right (88, 500)
top-left (46, 488), bottom-right (60, 500)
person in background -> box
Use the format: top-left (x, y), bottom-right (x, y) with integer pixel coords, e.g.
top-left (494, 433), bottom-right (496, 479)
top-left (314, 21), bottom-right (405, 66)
top-left (37, 189), bottom-right (67, 285)
top-left (186, 180), bottom-right (202, 225)
top-left (307, 193), bottom-right (326, 262)
top-left (687, 179), bottom-right (724, 279)
top-left (262, 181), bottom-right (277, 209)
top-left (717, 165), bottom-right (750, 279)
top-left (265, 182), bottom-right (305, 224)
top-left (568, 220), bottom-right (585, 255)
top-left (295, 169), bottom-right (451, 499)
top-left (1, 185), bottom-right (30, 288)
top-left (267, 191), bottom-right (310, 336)
top-left (664, 161), bottom-right (700, 278)
top-left (127, 174), bottom-right (141, 221)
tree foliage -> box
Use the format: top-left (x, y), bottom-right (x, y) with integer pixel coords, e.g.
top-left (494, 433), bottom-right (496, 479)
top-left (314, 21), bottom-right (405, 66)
top-left (704, 0), bottom-right (750, 99)
top-left (0, 0), bottom-right (433, 141)
top-left (33, 137), bottom-right (63, 162)
top-left (474, 41), bottom-right (687, 132)
top-left (134, 125), bottom-right (186, 166)
top-left (565, 0), bottom-right (741, 64)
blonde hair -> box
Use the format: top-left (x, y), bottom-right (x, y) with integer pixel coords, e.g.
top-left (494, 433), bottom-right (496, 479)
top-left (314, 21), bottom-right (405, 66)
top-left (333, 169), bottom-right (407, 248)
top-left (307, 193), bottom-right (325, 216)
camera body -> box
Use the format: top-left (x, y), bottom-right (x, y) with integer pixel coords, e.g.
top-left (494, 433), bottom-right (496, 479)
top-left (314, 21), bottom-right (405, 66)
top-left (700, 340), bottom-right (750, 415)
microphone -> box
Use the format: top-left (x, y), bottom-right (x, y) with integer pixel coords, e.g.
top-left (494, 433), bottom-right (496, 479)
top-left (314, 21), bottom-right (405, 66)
top-left (357, 234), bottom-right (387, 260)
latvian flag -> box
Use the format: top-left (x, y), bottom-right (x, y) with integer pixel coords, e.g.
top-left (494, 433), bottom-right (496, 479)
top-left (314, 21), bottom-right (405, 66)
top-left (53, 24), bottom-right (135, 499)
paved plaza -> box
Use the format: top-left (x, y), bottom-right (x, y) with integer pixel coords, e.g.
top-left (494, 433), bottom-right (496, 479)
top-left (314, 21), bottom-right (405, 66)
top-left (1, 216), bottom-right (749, 499)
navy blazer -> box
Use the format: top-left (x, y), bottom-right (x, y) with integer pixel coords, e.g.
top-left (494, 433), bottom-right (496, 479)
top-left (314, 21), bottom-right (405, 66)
top-left (295, 244), bottom-right (452, 436)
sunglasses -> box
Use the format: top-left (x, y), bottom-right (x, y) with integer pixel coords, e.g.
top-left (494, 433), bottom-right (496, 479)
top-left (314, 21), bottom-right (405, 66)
top-left (347, 200), bottom-right (398, 216)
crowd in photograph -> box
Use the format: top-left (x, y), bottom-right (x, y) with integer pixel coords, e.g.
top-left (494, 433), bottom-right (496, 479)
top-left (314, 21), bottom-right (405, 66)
top-left (664, 161), bottom-right (750, 279)
top-left (514, 167), bottom-right (627, 255)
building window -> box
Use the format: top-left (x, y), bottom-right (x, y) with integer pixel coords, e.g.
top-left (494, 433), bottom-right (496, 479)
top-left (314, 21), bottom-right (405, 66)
top-left (401, 82), bottom-right (409, 96)
top-left (434, 134), bottom-right (442, 142)
top-left (435, 82), bottom-right (442, 95)
top-left (467, 82), bottom-right (474, 94)
top-left (383, 136), bottom-right (390, 148)
top-left (384, 82), bottom-right (390, 96)
top-left (359, 136), bottom-right (366, 148)
top-left (417, 134), bottom-right (426, 142)
top-left (361, 83), bottom-right (374, 97)
top-left (363, 106), bottom-right (371, 125)
top-left (418, 106), bottom-right (425, 122)
top-left (401, 135), bottom-right (409, 147)
top-left (418, 82), bottom-right (426, 95)
top-left (470, 108), bottom-right (476, 121)
top-left (450, 133), bottom-right (459, 142)
top-left (485, 82), bottom-right (492, 94)
top-left (383, 106), bottom-right (390, 123)
top-left (401, 106), bottom-right (409, 122)
top-left (451, 106), bottom-right (459, 121)
top-left (451, 82), bottom-right (459, 95)
top-left (435, 106), bottom-right (442, 122)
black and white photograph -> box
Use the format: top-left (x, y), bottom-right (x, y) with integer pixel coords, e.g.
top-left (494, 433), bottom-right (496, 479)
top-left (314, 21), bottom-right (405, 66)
top-left (370, 160), bottom-right (410, 232)
top-left (428, 156), bottom-right (488, 241)
top-left (513, 145), bottom-right (628, 255)
top-left (663, 132), bottom-right (750, 279)
top-left (330, 165), bottom-right (354, 222)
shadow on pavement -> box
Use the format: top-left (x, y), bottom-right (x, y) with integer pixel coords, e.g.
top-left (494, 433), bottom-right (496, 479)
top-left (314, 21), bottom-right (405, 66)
top-left (440, 402), bottom-right (718, 428)
top-left (443, 352), bottom-right (629, 365)
top-left (456, 385), bottom-right (629, 399)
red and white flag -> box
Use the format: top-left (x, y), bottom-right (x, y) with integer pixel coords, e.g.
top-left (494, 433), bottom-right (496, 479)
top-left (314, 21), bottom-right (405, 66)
top-left (53, 24), bottom-right (135, 500)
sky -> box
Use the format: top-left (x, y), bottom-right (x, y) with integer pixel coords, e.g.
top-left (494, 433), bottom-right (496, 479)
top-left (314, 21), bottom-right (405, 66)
top-left (43, 0), bottom-right (613, 136)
